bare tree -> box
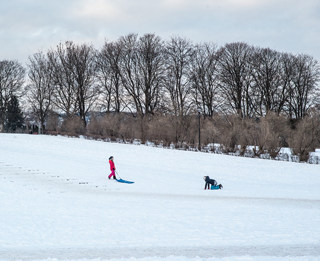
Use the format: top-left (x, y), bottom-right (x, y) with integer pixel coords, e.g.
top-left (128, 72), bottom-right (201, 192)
top-left (27, 52), bottom-right (54, 133)
top-left (250, 48), bottom-right (286, 116)
top-left (218, 42), bottom-right (253, 118)
top-left (287, 54), bottom-right (320, 119)
top-left (118, 34), bottom-right (166, 141)
top-left (0, 60), bottom-right (25, 129)
top-left (48, 43), bottom-right (77, 118)
top-left (49, 41), bottom-right (98, 126)
top-left (70, 42), bottom-right (98, 126)
top-left (165, 36), bottom-right (194, 117)
top-left (191, 43), bottom-right (221, 117)
top-left (136, 33), bottom-right (166, 115)
top-left (96, 40), bottom-right (124, 112)
top-left (164, 36), bottom-right (195, 142)
top-left (119, 33), bottom-right (165, 115)
top-left (118, 34), bottom-right (142, 115)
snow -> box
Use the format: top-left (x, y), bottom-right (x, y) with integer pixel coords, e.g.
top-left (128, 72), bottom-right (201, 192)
top-left (310, 149), bottom-right (320, 158)
top-left (0, 134), bottom-right (320, 261)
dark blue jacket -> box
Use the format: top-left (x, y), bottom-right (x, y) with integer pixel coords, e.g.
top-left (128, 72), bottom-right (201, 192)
top-left (205, 176), bottom-right (217, 186)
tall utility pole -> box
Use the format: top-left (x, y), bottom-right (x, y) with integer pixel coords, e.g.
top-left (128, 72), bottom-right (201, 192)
top-left (198, 109), bottom-right (201, 151)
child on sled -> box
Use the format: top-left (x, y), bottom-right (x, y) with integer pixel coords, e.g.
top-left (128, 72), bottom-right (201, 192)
top-left (204, 176), bottom-right (223, 190)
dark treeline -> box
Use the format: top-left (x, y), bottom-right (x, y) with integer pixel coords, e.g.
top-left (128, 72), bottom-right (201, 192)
top-left (1, 34), bottom-right (320, 161)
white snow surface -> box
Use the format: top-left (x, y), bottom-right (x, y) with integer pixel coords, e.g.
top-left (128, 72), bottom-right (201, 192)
top-left (0, 134), bottom-right (320, 261)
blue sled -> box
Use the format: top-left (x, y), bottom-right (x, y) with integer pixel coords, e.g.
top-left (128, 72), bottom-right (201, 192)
top-left (116, 178), bottom-right (134, 184)
top-left (211, 185), bottom-right (222, 190)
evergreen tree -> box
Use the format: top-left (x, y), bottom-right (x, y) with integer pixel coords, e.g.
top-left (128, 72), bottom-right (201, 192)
top-left (4, 95), bottom-right (24, 132)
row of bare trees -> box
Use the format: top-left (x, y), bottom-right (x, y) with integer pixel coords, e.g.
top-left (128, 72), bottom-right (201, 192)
top-left (27, 41), bottom-right (98, 132)
top-left (24, 35), bottom-right (320, 127)
top-left (1, 34), bottom-right (320, 159)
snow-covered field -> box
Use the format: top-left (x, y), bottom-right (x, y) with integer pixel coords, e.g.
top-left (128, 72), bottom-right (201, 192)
top-left (0, 134), bottom-right (320, 261)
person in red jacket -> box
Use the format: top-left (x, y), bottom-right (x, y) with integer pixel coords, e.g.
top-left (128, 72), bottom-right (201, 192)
top-left (108, 156), bottom-right (116, 179)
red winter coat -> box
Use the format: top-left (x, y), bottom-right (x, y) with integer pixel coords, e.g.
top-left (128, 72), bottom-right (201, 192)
top-left (109, 160), bottom-right (115, 171)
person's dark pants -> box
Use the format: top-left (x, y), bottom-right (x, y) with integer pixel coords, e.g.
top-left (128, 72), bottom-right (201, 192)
top-left (205, 182), bottom-right (211, 189)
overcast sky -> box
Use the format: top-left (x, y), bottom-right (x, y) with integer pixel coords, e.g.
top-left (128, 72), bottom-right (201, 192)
top-left (1, 0), bottom-right (320, 65)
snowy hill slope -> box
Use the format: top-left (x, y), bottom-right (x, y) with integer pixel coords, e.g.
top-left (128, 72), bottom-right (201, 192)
top-left (0, 134), bottom-right (320, 261)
